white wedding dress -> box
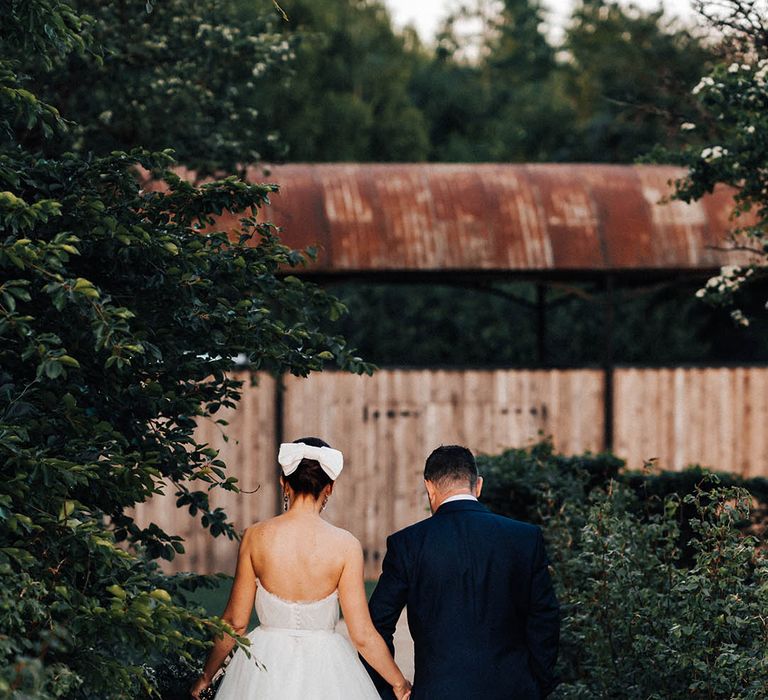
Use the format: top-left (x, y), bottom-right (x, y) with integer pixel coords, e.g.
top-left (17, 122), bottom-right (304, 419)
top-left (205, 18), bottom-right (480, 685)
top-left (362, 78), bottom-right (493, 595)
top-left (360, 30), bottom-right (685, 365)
top-left (215, 580), bottom-right (380, 699)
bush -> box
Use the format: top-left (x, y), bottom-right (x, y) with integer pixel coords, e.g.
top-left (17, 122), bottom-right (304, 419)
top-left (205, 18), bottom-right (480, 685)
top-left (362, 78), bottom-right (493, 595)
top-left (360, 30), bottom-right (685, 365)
top-left (555, 482), bottom-right (768, 698)
top-left (480, 443), bottom-right (768, 697)
top-left (479, 441), bottom-right (623, 524)
top-left (479, 441), bottom-right (768, 537)
top-left (1, 2), bottom-right (369, 697)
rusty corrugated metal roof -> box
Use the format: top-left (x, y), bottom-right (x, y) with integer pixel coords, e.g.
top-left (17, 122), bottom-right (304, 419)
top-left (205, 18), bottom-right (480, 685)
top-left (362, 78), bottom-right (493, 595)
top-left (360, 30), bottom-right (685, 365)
top-left (201, 163), bottom-right (753, 273)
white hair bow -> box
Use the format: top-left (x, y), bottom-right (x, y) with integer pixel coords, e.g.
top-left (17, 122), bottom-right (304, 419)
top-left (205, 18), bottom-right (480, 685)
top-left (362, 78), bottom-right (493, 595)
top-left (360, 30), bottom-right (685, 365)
top-left (278, 443), bottom-right (344, 480)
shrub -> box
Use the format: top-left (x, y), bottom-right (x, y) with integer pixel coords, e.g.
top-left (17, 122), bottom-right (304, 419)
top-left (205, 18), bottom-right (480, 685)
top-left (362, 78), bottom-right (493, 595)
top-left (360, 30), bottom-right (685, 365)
top-left (1, 2), bottom-right (369, 697)
top-left (480, 444), bottom-right (768, 697)
top-left (479, 440), bottom-right (623, 524)
top-left (479, 441), bottom-right (768, 536)
top-left (554, 481), bottom-right (768, 698)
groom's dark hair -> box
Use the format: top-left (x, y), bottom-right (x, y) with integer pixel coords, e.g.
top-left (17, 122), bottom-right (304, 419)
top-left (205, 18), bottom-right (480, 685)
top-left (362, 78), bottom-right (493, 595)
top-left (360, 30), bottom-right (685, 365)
top-left (424, 445), bottom-right (478, 489)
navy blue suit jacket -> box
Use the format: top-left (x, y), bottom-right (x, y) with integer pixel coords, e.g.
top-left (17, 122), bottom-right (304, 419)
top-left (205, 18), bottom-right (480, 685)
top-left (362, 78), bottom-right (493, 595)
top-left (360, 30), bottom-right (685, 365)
top-left (367, 499), bottom-right (560, 699)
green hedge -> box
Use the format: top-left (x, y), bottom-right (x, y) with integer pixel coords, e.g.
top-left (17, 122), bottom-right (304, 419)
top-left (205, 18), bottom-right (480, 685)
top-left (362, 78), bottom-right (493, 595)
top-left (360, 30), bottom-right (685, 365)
top-left (479, 442), bottom-right (768, 698)
top-left (479, 441), bottom-right (768, 525)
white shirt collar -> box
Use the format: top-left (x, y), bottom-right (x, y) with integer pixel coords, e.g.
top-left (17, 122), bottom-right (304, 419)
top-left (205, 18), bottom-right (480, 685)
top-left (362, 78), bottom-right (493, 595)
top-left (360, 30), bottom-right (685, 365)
top-left (440, 494), bottom-right (478, 505)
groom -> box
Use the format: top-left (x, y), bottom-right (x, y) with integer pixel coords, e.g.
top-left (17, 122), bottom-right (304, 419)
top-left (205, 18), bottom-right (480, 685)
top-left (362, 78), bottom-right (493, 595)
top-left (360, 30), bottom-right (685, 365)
top-left (366, 445), bottom-right (560, 699)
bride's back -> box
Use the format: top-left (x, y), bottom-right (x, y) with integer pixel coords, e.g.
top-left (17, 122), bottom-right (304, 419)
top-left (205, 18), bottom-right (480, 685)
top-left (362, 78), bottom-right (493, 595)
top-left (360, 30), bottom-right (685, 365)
top-left (249, 512), bottom-right (354, 602)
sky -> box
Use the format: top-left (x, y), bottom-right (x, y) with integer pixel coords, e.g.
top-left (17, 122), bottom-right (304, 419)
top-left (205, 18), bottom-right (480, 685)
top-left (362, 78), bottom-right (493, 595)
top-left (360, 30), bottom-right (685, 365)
top-left (384, 0), bottom-right (700, 42)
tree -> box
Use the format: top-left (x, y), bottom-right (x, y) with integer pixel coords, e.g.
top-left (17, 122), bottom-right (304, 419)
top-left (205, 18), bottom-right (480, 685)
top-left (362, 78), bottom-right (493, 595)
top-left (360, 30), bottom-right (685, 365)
top-left (26, 0), bottom-right (433, 166)
top-left (23, 0), bottom-right (290, 175)
top-left (411, 0), bottom-right (577, 162)
top-left (31, 0), bottom-right (717, 169)
top-left (1, 1), bottom-right (368, 696)
top-left (671, 0), bottom-right (768, 325)
top-left (256, 0), bottom-right (430, 161)
top-left (408, 0), bottom-right (714, 165)
top-left (563, 0), bottom-right (714, 163)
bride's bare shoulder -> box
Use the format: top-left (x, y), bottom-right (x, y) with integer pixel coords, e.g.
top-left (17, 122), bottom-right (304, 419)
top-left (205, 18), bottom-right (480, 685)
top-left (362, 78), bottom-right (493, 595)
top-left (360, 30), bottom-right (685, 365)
top-left (323, 522), bottom-right (362, 553)
top-left (242, 516), bottom-right (281, 541)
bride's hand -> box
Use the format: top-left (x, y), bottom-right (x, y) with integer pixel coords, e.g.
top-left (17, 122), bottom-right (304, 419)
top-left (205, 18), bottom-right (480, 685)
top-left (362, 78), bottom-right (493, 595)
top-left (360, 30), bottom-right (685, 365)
top-left (189, 675), bottom-right (211, 699)
top-left (393, 679), bottom-right (412, 700)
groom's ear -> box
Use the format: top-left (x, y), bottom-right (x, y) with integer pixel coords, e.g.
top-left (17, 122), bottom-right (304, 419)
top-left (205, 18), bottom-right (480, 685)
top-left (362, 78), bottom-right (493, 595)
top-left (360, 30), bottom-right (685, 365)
top-left (474, 476), bottom-right (484, 499)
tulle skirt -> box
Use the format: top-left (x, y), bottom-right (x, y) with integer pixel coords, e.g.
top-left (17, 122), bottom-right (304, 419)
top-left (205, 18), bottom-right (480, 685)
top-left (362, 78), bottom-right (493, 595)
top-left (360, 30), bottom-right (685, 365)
top-left (215, 626), bottom-right (380, 699)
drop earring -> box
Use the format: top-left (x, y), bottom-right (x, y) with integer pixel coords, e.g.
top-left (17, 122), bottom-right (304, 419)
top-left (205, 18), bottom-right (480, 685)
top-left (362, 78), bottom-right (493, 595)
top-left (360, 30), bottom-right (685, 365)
top-left (321, 495), bottom-right (329, 512)
top-left (283, 491), bottom-right (289, 512)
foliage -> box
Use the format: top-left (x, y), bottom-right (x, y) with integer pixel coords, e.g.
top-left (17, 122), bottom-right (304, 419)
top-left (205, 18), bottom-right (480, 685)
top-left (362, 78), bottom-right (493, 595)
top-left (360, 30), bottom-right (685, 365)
top-left (479, 441), bottom-right (768, 524)
top-left (407, 0), bottom-right (711, 163)
top-left (411, 0), bottom-right (577, 162)
top-left (555, 482), bottom-right (768, 698)
top-left (23, 0), bottom-right (289, 175)
top-left (1, 1), bottom-right (368, 697)
top-left (479, 443), bottom-right (768, 697)
top-left (479, 441), bottom-right (768, 550)
top-left (329, 279), bottom-right (768, 366)
top-left (669, 0), bottom-right (768, 325)
top-left (10, 0), bottom-right (432, 167)
top-left (237, 0), bottom-right (430, 162)
top-left (26, 0), bottom-right (432, 165)
top-left (564, 0), bottom-right (713, 163)
top-left (244, 0), bottom-right (716, 165)
top-left (479, 441), bottom-right (623, 522)
top-left (13, 0), bottom-right (719, 168)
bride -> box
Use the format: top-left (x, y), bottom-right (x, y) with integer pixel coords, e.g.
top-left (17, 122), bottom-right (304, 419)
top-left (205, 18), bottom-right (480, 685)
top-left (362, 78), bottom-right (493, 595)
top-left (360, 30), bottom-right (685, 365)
top-left (190, 437), bottom-right (412, 700)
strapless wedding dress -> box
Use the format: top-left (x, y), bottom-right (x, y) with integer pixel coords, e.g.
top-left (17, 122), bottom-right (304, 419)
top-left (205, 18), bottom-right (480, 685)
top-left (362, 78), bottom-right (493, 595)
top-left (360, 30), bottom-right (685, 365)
top-left (215, 581), bottom-right (380, 699)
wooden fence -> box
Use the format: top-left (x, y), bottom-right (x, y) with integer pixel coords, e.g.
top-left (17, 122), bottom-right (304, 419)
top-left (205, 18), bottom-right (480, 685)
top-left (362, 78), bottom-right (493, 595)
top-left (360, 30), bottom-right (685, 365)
top-left (133, 367), bottom-right (768, 578)
top-left (614, 367), bottom-right (768, 475)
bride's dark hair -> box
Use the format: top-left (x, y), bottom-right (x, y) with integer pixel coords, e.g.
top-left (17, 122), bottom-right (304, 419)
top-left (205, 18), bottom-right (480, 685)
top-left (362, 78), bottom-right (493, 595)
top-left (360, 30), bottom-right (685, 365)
top-left (284, 436), bottom-right (334, 499)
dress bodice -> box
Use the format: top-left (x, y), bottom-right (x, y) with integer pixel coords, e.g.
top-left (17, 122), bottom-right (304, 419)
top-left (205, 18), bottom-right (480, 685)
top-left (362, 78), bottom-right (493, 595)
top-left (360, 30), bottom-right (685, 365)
top-left (255, 581), bottom-right (339, 632)
top-left (215, 581), bottom-right (378, 699)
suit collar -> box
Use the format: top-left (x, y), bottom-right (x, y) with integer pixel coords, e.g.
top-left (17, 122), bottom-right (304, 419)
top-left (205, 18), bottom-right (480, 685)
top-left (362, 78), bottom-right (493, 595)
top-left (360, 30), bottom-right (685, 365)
top-left (434, 499), bottom-right (488, 515)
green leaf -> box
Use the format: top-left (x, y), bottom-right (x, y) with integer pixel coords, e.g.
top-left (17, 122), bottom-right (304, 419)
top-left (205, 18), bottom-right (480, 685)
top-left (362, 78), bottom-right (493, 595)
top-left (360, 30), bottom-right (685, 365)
top-left (59, 355), bottom-right (80, 368)
top-left (106, 584), bottom-right (127, 600)
top-left (44, 360), bottom-right (63, 379)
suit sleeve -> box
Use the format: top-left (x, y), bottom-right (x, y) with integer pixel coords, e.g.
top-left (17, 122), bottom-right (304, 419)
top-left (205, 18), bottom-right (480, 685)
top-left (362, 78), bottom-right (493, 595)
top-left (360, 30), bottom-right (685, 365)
top-left (526, 527), bottom-right (560, 697)
top-left (364, 534), bottom-right (409, 698)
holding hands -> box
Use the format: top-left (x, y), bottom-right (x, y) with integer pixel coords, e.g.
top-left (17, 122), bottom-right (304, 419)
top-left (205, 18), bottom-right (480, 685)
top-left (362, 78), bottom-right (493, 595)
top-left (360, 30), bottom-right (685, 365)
top-left (393, 679), bottom-right (412, 700)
